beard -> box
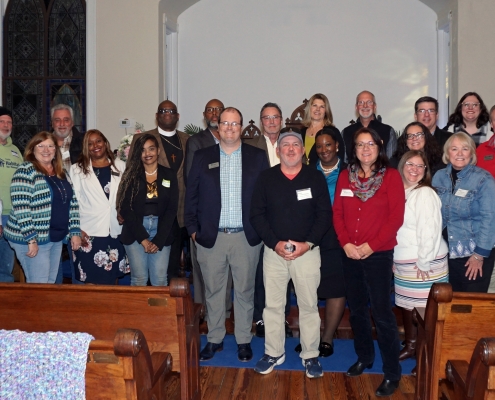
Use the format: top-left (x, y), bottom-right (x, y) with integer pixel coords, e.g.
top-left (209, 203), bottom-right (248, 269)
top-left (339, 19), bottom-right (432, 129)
top-left (0, 130), bottom-right (11, 141)
top-left (206, 120), bottom-right (218, 129)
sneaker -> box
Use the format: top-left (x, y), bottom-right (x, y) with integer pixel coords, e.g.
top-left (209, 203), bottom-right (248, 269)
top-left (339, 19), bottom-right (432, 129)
top-left (302, 357), bottom-right (323, 378)
top-left (285, 320), bottom-right (293, 338)
top-left (254, 353), bottom-right (285, 375)
top-left (255, 320), bottom-right (265, 338)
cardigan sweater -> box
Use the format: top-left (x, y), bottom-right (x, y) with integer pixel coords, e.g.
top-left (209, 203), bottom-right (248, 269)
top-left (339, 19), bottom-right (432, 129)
top-left (4, 162), bottom-right (81, 245)
top-left (394, 185), bottom-right (448, 271)
top-left (250, 164), bottom-right (331, 250)
top-left (333, 167), bottom-right (405, 252)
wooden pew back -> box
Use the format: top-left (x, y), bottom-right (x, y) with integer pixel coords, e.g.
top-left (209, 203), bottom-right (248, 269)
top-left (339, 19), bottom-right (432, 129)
top-left (0, 278), bottom-right (200, 400)
top-left (415, 283), bottom-right (495, 400)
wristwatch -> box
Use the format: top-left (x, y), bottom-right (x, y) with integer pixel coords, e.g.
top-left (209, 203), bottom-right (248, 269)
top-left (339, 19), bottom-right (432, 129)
top-left (28, 238), bottom-right (37, 245)
top-left (306, 242), bottom-right (315, 251)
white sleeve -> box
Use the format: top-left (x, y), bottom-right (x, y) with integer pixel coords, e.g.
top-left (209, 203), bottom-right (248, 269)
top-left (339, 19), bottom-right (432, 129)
top-left (413, 187), bottom-right (443, 271)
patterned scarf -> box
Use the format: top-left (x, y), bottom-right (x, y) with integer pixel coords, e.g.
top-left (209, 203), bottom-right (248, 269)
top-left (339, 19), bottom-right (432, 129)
top-left (348, 164), bottom-right (386, 202)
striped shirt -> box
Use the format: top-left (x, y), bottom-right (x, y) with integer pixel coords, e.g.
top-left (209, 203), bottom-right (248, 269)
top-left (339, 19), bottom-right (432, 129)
top-left (219, 144), bottom-right (243, 229)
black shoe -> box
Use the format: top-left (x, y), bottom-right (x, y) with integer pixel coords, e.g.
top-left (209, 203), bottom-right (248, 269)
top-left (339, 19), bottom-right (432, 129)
top-left (255, 320), bottom-right (265, 338)
top-left (319, 341), bottom-right (334, 357)
top-left (285, 321), bottom-right (293, 338)
top-left (346, 360), bottom-right (373, 377)
top-left (200, 341), bottom-right (223, 361)
top-left (294, 343), bottom-right (302, 353)
top-left (237, 343), bottom-right (253, 362)
top-left (375, 379), bottom-right (400, 397)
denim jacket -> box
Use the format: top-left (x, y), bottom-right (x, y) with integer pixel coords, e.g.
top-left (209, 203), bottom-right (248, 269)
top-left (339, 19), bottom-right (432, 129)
top-left (432, 163), bottom-right (495, 258)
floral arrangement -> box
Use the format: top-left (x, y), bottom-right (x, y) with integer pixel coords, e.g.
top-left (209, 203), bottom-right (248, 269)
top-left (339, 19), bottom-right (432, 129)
top-left (117, 122), bottom-right (145, 162)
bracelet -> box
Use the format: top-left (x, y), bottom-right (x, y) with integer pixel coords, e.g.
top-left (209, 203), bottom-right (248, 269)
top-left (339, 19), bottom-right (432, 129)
top-left (473, 254), bottom-right (482, 261)
top-left (27, 239), bottom-right (37, 245)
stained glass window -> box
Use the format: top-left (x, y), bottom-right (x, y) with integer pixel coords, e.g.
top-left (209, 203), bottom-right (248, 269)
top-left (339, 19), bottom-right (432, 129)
top-left (3, 0), bottom-right (86, 152)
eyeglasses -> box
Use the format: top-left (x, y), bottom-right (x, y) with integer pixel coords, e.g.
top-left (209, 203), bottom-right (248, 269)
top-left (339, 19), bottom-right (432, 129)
top-left (357, 100), bottom-right (374, 107)
top-left (406, 132), bottom-right (425, 140)
top-left (416, 109), bottom-right (437, 114)
top-left (205, 107), bottom-right (223, 113)
top-left (405, 161), bottom-right (426, 170)
top-left (261, 115), bottom-right (281, 121)
top-left (219, 121), bottom-right (241, 128)
top-left (36, 144), bottom-right (56, 150)
top-left (356, 141), bottom-right (376, 149)
top-left (157, 108), bottom-right (178, 114)
top-left (461, 102), bottom-right (480, 109)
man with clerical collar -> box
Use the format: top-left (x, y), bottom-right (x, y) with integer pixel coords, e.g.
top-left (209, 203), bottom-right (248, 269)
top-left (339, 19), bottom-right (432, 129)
top-left (185, 107), bottom-right (269, 362)
top-left (245, 102), bottom-right (293, 339)
top-left (414, 96), bottom-right (452, 149)
top-left (0, 107), bottom-right (22, 282)
top-left (129, 100), bottom-right (189, 281)
top-left (342, 91), bottom-right (397, 162)
top-left (184, 99), bottom-right (233, 325)
top-left (51, 104), bottom-right (83, 173)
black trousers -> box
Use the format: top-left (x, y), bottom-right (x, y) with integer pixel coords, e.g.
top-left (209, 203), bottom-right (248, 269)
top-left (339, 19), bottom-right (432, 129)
top-left (167, 224), bottom-right (189, 282)
top-left (448, 248), bottom-right (495, 293)
top-left (342, 250), bottom-right (401, 381)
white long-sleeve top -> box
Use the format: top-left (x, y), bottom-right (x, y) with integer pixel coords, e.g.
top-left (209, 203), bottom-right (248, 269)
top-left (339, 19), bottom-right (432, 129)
top-left (69, 159), bottom-right (125, 238)
top-left (394, 185), bottom-right (448, 271)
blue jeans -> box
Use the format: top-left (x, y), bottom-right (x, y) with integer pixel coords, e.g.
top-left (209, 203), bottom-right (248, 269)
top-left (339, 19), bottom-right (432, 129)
top-left (342, 250), bottom-right (401, 381)
top-left (9, 241), bottom-right (63, 283)
top-left (0, 215), bottom-right (15, 282)
top-left (124, 216), bottom-right (171, 286)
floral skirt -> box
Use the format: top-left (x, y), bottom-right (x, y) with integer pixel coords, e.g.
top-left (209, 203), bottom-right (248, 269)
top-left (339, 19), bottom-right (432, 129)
top-left (74, 235), bottom-right (129, 284)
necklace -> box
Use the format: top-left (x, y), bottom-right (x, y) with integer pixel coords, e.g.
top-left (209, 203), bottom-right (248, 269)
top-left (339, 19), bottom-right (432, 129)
top-left (145, 168), bottom-right (158, 176)
top-left (320, 159), bottom-right (340, 174)
top-left (48, 175), bottom-right (68, 204)
top-left (161, 135), bottom-right (182, 151)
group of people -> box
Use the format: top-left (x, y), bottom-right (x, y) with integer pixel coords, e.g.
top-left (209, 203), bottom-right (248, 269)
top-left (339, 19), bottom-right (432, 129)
top-left (1, 89), bottom-right (495, 397)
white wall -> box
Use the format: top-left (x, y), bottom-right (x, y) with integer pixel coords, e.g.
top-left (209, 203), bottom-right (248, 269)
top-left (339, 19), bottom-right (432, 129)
top-left (178, 0), bottom-right (438, 134)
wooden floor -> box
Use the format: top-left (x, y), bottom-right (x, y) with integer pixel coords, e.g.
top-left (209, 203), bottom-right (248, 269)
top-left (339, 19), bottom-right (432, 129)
top-left (164, 368), bottom-right (418, 399)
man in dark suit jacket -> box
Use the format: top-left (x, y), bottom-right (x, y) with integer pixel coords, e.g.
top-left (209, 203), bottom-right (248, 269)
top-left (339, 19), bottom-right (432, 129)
top-left (414, 96), bottom-right (452, 149)
top-left (184, 98), bottom-right (233, 323)
top-left (185, 107), bottom-right (269, 362)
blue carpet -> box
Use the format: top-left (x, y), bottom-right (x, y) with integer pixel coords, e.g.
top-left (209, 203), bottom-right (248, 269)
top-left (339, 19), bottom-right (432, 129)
top-left (199, 335), bottom-right (415, 375)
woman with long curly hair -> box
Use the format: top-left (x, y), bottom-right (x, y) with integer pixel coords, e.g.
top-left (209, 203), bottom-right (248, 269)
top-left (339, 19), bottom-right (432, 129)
top-left (390, 122), bottom-right (444, 175)
top-left (117, 133), bottom-right (178, 286)
top-left (70, 129), bottom-right (128, 284)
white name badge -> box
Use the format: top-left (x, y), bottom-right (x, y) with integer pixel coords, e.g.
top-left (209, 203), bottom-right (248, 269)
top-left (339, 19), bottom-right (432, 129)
top-left (162, 179), bottom-right (170, 188)
top-left (296, 188), bottom-right (312, 201)
top-left (455, 189), bottom-right (469, 197)
top-left (208, 162), bottom-right (219, 169)
top-left (61, 150), bottom-right (70, 160)
top-left (341, 189), bottom-right (354, 197)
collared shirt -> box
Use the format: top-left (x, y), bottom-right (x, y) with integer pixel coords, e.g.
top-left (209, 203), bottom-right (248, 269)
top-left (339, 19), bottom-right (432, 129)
top-left (60, 132), bottom-right (73, 173)
top-left (219, 144), bottom-right (243, 228)
top-left (263, 135), bottom-right (280, 166)
top-left (158, 127), bottom-right (176, 137)
top-left (209, 129), bottom-right (220, 145)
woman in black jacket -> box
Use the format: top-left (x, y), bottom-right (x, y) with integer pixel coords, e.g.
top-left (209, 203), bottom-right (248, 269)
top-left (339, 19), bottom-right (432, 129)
top-left (117, 133), bottom-right (178, 286)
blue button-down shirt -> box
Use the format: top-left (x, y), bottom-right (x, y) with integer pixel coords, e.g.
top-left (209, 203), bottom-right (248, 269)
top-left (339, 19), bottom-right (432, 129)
top-left (219, 144), bottom-right (243, 228)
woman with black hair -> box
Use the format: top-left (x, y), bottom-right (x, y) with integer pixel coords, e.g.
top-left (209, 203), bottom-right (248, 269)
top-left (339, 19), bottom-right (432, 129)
top-left (445, 92), bottom-right (492, 146)
top-left (117, 133), bottom-right (178, 286)
top-left (390, 122), bottom-right (444, 175)
top-left (333, 127), bottom-right (405, 396)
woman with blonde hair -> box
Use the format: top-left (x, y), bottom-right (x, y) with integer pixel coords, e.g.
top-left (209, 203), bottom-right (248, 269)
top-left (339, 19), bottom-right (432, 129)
top-left (5, 131), bottom-right (81, 283)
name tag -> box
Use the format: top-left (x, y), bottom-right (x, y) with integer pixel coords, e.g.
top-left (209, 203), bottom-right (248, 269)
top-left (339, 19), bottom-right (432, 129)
top-left (111, 170), bottom-right (120, 177)
top-left (455, 189), bottom-right (469, 197)
top-left (341, 189), bottom-right (354, 197)
top-left (61, 150), bottom-right (70, 160)
top-left (296, 188), bottom-right (312, 201)
top-left (484, 154), bottom-right (493, 161)
top-left (208, 162), bottom-right (219, 169)
top-left (11, 150), bottom-right (19, 158)
top-left (162, 179), bottom-right (170, 188)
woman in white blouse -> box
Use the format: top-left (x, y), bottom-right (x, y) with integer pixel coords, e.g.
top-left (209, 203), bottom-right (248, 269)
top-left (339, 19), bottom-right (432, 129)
top-left (393, 150), bottom-right (448, 365)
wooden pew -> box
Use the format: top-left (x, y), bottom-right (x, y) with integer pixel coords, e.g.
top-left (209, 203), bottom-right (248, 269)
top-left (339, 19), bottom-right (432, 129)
top-left (446, 337), bottom-right (495, 400)
top-left (0, 278), bottom-right (201, 400)
top-left (414, 283), bottom-right (495, 400)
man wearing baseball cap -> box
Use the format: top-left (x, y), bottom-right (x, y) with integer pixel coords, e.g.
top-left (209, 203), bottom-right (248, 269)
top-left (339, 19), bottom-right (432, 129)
top-left (0, 107), bottom-right (22, 282)
top-left (250, 130), bottom-right (331, 378)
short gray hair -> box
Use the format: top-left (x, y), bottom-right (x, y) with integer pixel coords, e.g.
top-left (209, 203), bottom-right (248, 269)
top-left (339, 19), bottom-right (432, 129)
top-left (51, 103), bottom-right (74, 120)
top-left (442, 131), bottom-right (477, 165)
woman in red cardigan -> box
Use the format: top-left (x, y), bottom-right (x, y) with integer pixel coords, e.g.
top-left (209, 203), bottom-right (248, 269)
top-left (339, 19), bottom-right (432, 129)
top-left (333, 127), bottom-right (405, 397)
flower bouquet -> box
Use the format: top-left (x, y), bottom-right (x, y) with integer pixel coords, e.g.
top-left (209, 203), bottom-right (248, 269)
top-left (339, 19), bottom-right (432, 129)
top-left (117, 122), bottom-right (145, 162)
